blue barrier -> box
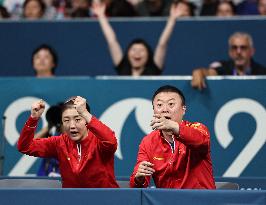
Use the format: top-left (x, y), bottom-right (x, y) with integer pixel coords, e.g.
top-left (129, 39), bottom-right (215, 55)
top-left (0, 188), bottom-right (265, 205)
top-left (215, 177), bottom-right (266, 190)
top-left (116, 176), bottom-right (266, 190)
top-left (1, 17), bottom-right (266, 76)
top-left (0, 189), bottom-right (141, 205)
top-left (1, 176), bottom-right (266, 190)
top-left (142, 189), bottom-right (266, 205)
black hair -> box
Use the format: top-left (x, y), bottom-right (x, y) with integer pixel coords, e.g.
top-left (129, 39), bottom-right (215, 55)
top-left (71, 8), bottom-right (90, 18)
top-left (31, 44), bottom-right (58, 74)
top-left (152, 85), bottom-right (186, 106)
top-left (144, 0), bottom-right (166, 16)
top-left (62, 96), bottom-right (91, 114)
top-left (0, 5), bottom-right (10, 18)
top-left (106, 0), bottom-right (137, 17)
top-left (23, 0), bottom-right (46, 18)
top-left (46, 103), bottom-right (63, 133)
top-left (115, 38), bottom-right (161, 75)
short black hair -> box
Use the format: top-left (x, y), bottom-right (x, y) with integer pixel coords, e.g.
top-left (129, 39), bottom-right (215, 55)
top-left (152, 85), bottom-right (186, 106)
top-left (31, 44), bottom-right (58, 74)
top-left (46, 103), bottom-right (63, 132)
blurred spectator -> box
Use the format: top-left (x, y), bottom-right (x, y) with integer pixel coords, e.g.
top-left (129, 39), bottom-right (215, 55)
top-left (0, 5), bottom-right (10, 18)
top-left (126, 0), bottom-right (142, 7)
top-left (135, 0), bottom-right (195, 17)
top-left (3, 0), bottom-right (24, 19)
top-left (258, 0), bottom-right (266, 15)
top-left (236, 0), bottom-right (259, 15)
top-left (106, 0), bottom-right (137, 17)
top-left (200, 0), bottom-right (217, 16)
top-left (191, 32), bottom-right (266, 90)
top-left (200, 0), bottom-right (236, 16)
top-left (92, 1), bottom-right (183, 76)
top-left (134, 0), bottom-right (171, 16)
top-left (22, 0), bottom-right (46, 19)
top-left (174, 0), bottom-right (195, 16)
top-left (91, 0), bottom-right (137, 17)
top-left (42, 0), bottom-right (57, 19)
top-left (3, 0), bottom-right (63, 19)
top-left (46, 0), bottom-right (70, 19)
top-left (216, 0), bottom-right (236, 16)
top-left (32, 44), bottom-right (58, 77)
top-left (70, 0), bottom-right (90, 18)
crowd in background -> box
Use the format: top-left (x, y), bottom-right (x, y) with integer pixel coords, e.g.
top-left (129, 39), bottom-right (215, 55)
top-left (0, 0), bottom-right (266, 20)
top-left (1, 0), bottom-right (266, 83)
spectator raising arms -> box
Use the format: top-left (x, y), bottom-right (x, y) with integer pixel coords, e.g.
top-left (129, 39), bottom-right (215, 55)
top-left (92, 1), bottom-right (183, 76)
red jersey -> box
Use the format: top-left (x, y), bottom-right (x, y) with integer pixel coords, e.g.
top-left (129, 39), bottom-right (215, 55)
top-left (18, 116), bottom-right (119, 188)
top-left (130, 120), bottom-right (216, 189)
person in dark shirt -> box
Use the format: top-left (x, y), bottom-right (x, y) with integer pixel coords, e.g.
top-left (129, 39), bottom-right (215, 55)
top-left (92, 1), bottom-right (184, 76)
top-left (191, 32), bottom-right (266, 90)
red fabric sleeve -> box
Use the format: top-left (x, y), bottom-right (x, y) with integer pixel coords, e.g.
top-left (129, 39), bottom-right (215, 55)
top-left (17, 117), bottom-right (58, 158)
top-left (178, 122), bottom-right (210, 149)
top-left (86, 116), bottom-right (117, 153)
top-left (130, 139), bottom-right (151, 188)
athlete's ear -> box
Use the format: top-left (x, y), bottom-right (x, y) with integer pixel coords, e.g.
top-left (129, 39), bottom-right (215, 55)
top-left (182, 105), bottom-right (186, 115)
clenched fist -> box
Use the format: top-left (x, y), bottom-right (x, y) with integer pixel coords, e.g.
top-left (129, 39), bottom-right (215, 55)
top-left (31, 100), bottom-right (45, 119)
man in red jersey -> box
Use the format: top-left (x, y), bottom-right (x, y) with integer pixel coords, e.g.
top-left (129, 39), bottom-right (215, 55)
top-left (18, 96), bottom-right (119, 188)
top-left (130, 85), bottom-right (215, 189)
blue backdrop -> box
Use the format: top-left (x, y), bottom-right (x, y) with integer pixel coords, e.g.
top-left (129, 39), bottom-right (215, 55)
top-left (0, 77), bottom-right (265, 177)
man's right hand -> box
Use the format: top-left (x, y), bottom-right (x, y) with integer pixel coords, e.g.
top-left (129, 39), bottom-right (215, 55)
top-left (31, 100), bottom-right (45, 119)
top-left (191, 68), bottom-right (206, 90)
top-left (135, 161), bottom-right (155, 185)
